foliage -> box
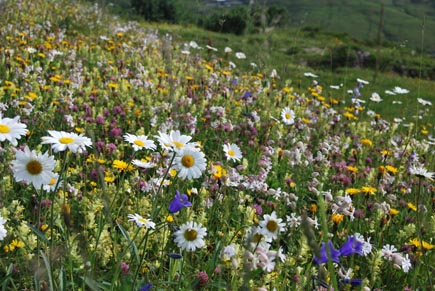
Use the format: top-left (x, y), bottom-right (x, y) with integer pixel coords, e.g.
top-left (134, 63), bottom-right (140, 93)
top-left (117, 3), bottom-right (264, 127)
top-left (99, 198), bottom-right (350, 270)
top-left (130, 0), bottom-right (178, 23)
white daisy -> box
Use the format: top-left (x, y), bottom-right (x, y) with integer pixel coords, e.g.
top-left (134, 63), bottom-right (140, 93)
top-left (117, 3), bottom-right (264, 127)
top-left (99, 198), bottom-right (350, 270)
top-left (132, 159), bottom-right (155, 169)
top-left (409, 164), bottom-right (434, 181)
top-left (0, 215), bottom-right (7, 241)
top-left (124, 133), bottom-right (156, 151)
top-left (11, 146), bottom-right (56, 188)
top-left (281, 107), bottom-right (295, 125)
top-left (417, 98), bottom-right (432, 106)
top-left (304, 72), bottom-right (318, 78)
top-left (0, 224), bottom-right (6, 241)
top-left (42, 173), bottom-right (62, 192)
top-left (41, 130), bottom-right (92, 153)
top-left (370, 92), bottom-right (383, 102)
top-left (223, 143), bottom-right (242, 162)
top-left (258, 211), bottom-right (285, 242)
top-left (235, 52), bottom-right (246, 59)
top-left (155, 130), bottom-right (192, 152)
top-left (173, 148), bottom-right (207, 180)
top-left (0, 113), bottom-right (27, 146)
top-left (357, 78), bottom-right (369, 85)
top-left (393, 86), bottom-right (409, 94)
top-left (127, 213), bottom-right (155, 229)
top-left (174, 221), bottom-right (207, 252)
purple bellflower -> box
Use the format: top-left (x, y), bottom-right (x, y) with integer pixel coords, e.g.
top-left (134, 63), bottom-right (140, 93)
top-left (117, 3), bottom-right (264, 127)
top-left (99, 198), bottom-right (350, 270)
top-left (314, 240), bottom-right (341, 264)
top-left (339, 236), bottom-right (364, 257)
top-left (169, 190), bottom-right (192, 213)
top-left (314, 236), bottom-right (364, 264)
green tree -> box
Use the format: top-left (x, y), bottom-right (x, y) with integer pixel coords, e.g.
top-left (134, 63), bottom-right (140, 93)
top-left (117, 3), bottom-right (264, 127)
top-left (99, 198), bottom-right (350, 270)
top-left (131, 0), bottom-right (178, 23)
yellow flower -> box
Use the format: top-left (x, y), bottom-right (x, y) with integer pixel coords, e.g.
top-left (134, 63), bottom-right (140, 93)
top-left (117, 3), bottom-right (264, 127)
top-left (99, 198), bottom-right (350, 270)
top-left (332, 214), bottom-right (344, 224)
top-left (362, 186), bottom-right (377, 195)
top-left (113, 160), bottom-right (133, 171)
top-left (380, 149), bottom-right (390, 156)
top-left (409, 238), bottom-right (434, 250)
top-left (11, 239), bottom-right (24, 248)
top-left (385, 165), bottom-right (398, 174)
top-left (104, 174), bottom-right (115, 183)
top-left (166, 215), bottom-right (174, 223)
top-left (347, 165), bottom-right (358, 173)
top-left (283, 87), bottom-right (292, 93)
top-left (407, 202), bottom-right (417, 211)
top-left (360, 138), bottom-right (373, 146)
top-left (210, 164), bottom-right (227, 180)
top-left (389, 208), bottom-right (399, 216)
top-left (310, 204), bottom-right (317, 213)
top-left (345, 188), bottom-right (361, 195)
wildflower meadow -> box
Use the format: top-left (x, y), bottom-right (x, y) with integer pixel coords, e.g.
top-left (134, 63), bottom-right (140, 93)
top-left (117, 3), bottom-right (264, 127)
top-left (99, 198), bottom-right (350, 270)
top-left (1, 0), bottom-right (435, 290)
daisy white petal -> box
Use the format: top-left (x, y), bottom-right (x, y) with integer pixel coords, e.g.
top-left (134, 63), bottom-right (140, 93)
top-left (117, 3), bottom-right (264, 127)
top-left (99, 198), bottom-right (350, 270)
top-left (127, 213), bottom-right (155, 229)
top-left (174, 221), bottom-right (207, 252)
top-left (0, 113), bottom-right (27, 146)
top-left (223, 143), bottom-right (242, 162)
top-left (11, 146), bottom-right (56, 188)
top-left (124, 133), bottom-right (156, 151)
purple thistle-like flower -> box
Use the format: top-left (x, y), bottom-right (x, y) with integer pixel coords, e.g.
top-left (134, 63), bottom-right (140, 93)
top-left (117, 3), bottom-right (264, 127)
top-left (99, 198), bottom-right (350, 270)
top-left (169, 190), bottom-right (192, 213)
top-left (339, 236), bottom-right (364, 257)
top-left (314, 240), bottom-right (341, 264)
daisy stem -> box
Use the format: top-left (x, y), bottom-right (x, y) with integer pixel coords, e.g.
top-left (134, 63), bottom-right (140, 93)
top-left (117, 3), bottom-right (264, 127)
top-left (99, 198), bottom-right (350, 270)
top-left (132, 228), bottom-right (151, 289)
top-left (151, 151), bottom-right (176, 219)
top-left (415, 177), bottom-right (434, 290)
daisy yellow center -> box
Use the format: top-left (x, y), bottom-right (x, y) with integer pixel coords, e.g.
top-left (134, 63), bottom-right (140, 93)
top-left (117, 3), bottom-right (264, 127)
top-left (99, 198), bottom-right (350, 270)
top-left (181, 154), bottom-right (195, 168)
top-left (252, 233), bottom-right (263, 243)
top-left (0, 124), bottom-right (10, 133)
top-left (172, 141), bottom-right (184, 148)
top-left (48, 178), bottom-right (56, 186)
top-left (134, 139), bottom-right (145, 147)
top-left (138, 217), bottom-right (148, 224)
top-left (184, 229), bottom-right (197, 241)
top-left (59, 137), bottom-right (74, 144)
top-left (26, 160), bottom-right (43, 175)
top-left (266, 220), bottom-right (278, 232)
top-left (285, 113), bottom-right (291, 119)
top-left (228, 149), bottom-right (235, 157)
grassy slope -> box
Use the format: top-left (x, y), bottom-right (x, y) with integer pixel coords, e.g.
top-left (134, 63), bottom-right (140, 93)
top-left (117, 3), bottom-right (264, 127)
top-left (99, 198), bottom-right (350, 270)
top-left (105, 1), bottom-right (435, 125)
top-left (269, 0), bottom-right (435, 52)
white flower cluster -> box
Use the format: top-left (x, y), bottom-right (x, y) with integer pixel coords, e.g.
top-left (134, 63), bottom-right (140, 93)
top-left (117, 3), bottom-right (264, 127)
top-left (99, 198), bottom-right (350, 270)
top-left (0, 215), bottom-right (7, 241)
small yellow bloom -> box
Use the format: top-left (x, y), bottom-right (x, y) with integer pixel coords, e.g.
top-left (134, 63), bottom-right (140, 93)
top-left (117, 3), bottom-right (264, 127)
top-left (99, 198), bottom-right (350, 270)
top-left (332, 214), bottom-right (344, 224)
top-left (389, 208), bottom-right (399, 216)
top-left (362, 186), bottom-right (377, 195)
top-left (113, 160), bottom-right (132, 171)
top-left (360, 138), bottom-right (373, 146)
top-left (385, 165), bottom-right (398, 174)
top-left (347, 165), bottom-right (358, 173)
top-left (407, 202), bottom-right (417, 211)
top-left (409, 238), bottom-right (434, 250)
top-left (310, 203), bottom-right (317, 213)
top-left (166, 215), bottom-right (174, 223)
top-left (345, 188), bottom-right (361, 195)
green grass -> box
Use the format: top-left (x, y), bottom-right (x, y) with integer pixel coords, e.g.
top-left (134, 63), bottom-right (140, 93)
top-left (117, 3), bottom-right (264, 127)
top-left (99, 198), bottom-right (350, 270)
top-left (148, 20), bottom-right (435, 127)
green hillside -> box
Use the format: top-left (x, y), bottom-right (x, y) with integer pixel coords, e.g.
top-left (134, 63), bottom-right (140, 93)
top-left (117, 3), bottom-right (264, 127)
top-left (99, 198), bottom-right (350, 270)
top-left (271, 0), bottom-right (435, 52)
top-left (165, 0), bottom-right (435, 52)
